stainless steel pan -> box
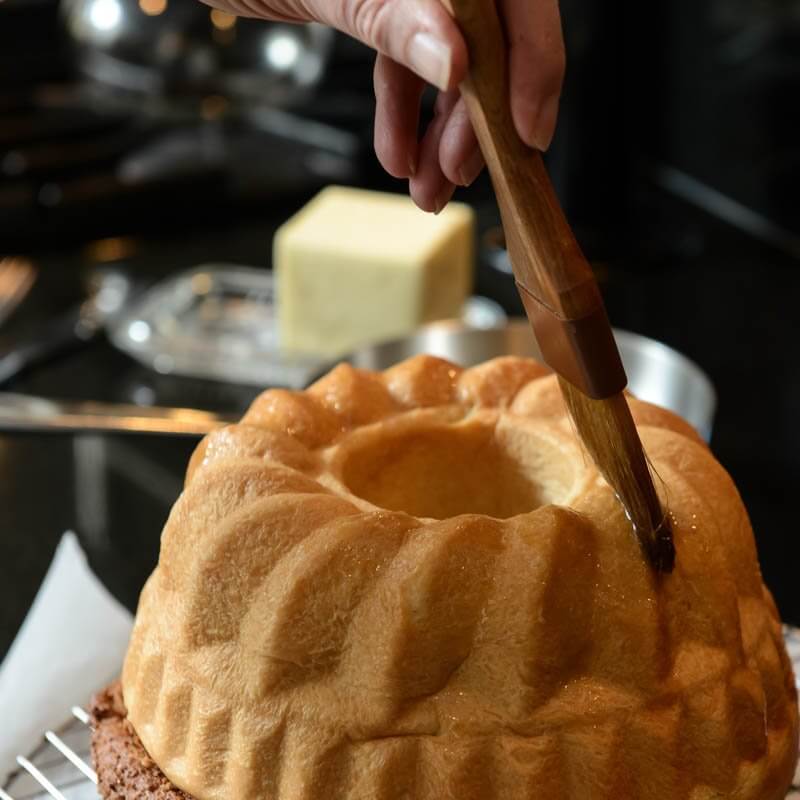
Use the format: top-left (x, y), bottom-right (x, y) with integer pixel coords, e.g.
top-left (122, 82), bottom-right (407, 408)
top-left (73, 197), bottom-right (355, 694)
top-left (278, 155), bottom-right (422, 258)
top-left (349, 320), bottom-right (717, 441)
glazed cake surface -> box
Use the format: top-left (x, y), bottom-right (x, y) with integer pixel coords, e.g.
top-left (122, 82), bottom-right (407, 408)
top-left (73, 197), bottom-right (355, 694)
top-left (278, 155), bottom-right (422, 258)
top-left (120, 355), bottom-right (799, 800)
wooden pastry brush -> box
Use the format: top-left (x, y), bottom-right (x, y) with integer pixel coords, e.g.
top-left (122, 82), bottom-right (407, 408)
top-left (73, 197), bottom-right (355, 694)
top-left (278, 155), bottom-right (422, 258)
top-left (443, 0), bottom-right (675, 571)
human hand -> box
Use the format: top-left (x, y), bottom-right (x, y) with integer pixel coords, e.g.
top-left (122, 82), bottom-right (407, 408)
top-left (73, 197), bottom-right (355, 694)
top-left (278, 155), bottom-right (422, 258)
top-left (201, 0), bottom-right (565, 213)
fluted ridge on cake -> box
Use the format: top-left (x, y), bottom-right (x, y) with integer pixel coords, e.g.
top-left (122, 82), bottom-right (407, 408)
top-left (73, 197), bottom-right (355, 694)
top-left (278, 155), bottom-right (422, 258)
top-left (122, 356), bottom-right (799, 800)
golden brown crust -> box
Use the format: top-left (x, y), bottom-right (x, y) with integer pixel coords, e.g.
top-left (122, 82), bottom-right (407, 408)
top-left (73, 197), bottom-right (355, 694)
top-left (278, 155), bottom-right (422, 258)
top-left (120, 356), bottom-right (798, 800)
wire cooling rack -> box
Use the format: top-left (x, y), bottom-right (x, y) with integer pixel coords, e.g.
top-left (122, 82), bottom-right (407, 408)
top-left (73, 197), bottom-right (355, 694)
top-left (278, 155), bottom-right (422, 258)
top-left (2, 707), bottom-right (96, 800)
top-left (4, 630), bottom-right (800, 800)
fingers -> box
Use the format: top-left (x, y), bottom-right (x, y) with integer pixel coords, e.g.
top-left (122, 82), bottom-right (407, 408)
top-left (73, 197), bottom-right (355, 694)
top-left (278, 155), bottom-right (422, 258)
top-left (375, 61), bottom-right (483, 203)
top-left (500, 0), bottom-right (565, 150)
top-left (367, 0), bottom-right (563, 209)
top-left (374, 55), bottom-right (425, 179)
top-left (319, 0), bottom-right (468, 91)
top-left (439, 96), bottom-right (483, 187)
top-left (409, 91), bottom-right (459, 213)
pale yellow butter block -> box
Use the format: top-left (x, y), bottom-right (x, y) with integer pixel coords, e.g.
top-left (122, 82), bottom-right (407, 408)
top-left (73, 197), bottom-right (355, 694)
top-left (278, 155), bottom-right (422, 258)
top-left (275, 185), bottom-right (475, 356)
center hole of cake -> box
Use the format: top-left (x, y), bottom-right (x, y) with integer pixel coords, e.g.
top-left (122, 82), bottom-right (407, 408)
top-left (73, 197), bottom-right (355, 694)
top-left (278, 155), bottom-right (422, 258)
top-left (340, 421), bottom-right (575, 520)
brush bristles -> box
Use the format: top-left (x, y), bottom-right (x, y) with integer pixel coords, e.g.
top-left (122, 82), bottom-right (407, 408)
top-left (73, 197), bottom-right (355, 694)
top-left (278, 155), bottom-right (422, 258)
top-left (558, 377), bottom-right (675, 573)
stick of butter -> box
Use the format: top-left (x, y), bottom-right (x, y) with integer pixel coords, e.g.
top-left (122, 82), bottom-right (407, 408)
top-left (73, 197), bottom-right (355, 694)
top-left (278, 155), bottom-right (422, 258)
top-left (275, 186), bottom-right (475, 357)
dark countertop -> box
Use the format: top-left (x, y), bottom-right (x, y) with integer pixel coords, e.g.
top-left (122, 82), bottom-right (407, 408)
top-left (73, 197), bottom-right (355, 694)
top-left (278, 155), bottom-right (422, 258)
top-left (2, 181), bottom-right (799, 664)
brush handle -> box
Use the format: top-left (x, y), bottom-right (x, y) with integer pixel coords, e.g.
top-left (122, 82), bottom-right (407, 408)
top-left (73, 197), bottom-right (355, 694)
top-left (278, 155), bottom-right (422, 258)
top-left (442, 0), bottom-right (626, 398)
top-left (441, 0), bottom-right (582, 300)
top-left (443, 0), bottom-right (675, 571)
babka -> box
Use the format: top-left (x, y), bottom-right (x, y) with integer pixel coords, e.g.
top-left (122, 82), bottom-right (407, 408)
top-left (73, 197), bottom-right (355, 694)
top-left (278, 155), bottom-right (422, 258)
top-left (92, 355), bottom-right (799, 799)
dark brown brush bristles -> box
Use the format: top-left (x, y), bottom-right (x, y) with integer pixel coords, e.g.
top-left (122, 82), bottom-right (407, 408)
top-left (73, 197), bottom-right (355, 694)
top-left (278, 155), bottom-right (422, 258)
top-left (559, 377), bottom-right (676, 573)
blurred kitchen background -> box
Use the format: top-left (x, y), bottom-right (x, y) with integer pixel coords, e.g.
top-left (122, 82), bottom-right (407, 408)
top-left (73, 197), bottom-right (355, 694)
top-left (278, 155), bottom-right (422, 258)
top-left (1, 0), bottom-right (799, 659)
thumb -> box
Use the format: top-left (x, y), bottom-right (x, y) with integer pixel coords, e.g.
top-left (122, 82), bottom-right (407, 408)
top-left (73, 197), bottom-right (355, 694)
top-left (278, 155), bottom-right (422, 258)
top-left (316, 0), bottom-right (467, 91)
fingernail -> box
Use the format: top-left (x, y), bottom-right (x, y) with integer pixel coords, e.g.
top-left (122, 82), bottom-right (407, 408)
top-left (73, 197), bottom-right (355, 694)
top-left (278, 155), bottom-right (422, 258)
top-left (457, 148), bottom-right (484, 187)
top-left (408, 32), bottom-right (452, 92)
top-left (433, 185), bottom-right (455, 214)
top-left (408, 151), bottom-right (418, 177)
top-left (531, 94), bottom-right (560, 152)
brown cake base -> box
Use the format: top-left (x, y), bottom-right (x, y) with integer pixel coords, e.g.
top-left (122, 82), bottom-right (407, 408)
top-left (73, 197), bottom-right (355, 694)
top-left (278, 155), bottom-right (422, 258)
top-left (90, 682), bottom-right (194, 800)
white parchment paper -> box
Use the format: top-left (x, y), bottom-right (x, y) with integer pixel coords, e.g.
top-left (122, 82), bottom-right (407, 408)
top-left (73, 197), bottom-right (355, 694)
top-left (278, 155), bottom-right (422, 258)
top-left (0, 532), bottom-right (133, 785)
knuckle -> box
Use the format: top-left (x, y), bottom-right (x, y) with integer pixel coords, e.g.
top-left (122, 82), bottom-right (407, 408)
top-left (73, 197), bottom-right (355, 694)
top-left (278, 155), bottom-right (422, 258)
top-left (344, 0), bottom-right (393, 50)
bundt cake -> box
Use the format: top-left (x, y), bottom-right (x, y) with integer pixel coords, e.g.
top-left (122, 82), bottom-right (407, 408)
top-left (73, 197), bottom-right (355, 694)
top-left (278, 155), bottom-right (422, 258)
top-left (94, 355), bottom-right (799, 799)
